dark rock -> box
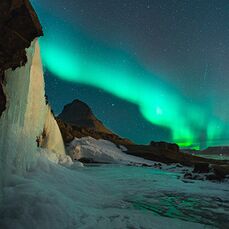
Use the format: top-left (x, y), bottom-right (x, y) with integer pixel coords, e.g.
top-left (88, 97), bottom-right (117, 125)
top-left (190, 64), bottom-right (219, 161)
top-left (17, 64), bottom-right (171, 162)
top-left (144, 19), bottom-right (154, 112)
top-left (78, 158), bottom-right (96, 163)
top-left (150, 141), bottom-right (179, 153)
top-left (58, 99), bottom-right (112, 134)
top-left (125, 144), bottom-right (228, 168)
top-left (201, 146), bottom-right (229, 156)
top-left (183, 173), bottom-right (204, 181)
top-left (193, 163), bottom-right (210, 173)
top-left (192, 174), bottom-right (204, 180)
top-left (212, 165), bottom-right (229, 179)
top-left (57, 118), bottom-right (133, 146)
top-left (0, 0), bottom-right (43, 71)
top-left (184, 172), bottom-right (193, 179)
top-left (182, 179), bottom-right (194, 183)
top-left (205, 174), bottom-right (221, 181)
top-left (78, 158), bottom-right (110, 164)
top-left (141, 163), bottom-right (151, 167)
top-left (0, 0), bottom-right (43, 117)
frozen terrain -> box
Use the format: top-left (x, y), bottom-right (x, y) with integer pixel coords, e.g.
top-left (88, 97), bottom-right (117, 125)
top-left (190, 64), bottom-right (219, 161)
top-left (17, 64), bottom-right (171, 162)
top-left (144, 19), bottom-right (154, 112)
top-left (68, 137), bottom-right (155, 165)
top-left (0, 156), bottom-right (228, 229)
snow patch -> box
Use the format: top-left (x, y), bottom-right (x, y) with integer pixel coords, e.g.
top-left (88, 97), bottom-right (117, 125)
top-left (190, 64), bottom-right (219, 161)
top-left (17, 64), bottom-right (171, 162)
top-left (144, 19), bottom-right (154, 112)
top-left (67, 137), bottom-right (154, 165)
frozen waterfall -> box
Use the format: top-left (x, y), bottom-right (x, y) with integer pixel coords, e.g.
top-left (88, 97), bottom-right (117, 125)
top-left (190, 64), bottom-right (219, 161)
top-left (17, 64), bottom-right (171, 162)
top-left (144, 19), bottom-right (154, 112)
top-left (0, 40), bottom-right (68, 191)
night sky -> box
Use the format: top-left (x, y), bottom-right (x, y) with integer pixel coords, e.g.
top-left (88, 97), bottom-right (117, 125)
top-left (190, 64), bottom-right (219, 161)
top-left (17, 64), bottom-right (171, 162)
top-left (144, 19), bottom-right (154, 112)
top-left (31, 0), bottom-right (229, 149)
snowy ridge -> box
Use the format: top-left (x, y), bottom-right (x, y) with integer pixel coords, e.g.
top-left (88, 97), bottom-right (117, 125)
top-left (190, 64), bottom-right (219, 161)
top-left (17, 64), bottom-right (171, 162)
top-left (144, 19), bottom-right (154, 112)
top-left (67, 137), bottom-right (154, 165)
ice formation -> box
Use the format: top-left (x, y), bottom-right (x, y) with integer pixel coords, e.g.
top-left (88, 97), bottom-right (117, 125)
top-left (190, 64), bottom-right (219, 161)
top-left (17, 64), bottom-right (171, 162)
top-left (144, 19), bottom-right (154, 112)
top-left (40, 107), bottom-right (66, 157)
top-left (0, 40), bottom-right (70, 191)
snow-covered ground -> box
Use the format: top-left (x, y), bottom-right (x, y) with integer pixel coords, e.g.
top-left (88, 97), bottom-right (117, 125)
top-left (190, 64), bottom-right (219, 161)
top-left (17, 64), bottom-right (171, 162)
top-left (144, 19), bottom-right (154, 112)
top-left (67, 137), bottom-right (155, 165)
top-left (0, 150), bottom-right (228, 229)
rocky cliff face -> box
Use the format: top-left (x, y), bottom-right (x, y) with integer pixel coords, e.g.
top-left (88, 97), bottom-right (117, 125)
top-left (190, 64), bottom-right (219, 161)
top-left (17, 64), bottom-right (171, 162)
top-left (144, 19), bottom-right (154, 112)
top-left (0, 0), bottom-right (43, 117)
top-left (0, 0), bottom-right (43, 71)
top-left (57, 99), bottom-right (133, 146)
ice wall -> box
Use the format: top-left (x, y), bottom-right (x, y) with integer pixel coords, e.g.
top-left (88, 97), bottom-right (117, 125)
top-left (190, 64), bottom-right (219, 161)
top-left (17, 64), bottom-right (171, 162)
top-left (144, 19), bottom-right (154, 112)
top-left (0, 39), bottom-right (67, 191)
top-left (40, 106), bottom-right (66, 156)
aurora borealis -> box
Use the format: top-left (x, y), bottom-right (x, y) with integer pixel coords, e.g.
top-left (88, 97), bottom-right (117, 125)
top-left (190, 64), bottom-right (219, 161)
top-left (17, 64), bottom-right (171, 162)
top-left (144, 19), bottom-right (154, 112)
top-left (31, 0), bottom-right (229, 149)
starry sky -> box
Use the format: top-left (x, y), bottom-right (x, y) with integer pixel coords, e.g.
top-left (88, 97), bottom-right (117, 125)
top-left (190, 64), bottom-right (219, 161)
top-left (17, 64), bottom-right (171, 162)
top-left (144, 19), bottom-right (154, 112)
top-left (31, 0), bottom-right (229, 149)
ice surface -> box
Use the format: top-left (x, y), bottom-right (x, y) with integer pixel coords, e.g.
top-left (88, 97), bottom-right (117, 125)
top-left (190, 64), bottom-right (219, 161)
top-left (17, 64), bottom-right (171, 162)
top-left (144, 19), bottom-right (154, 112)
top-left (0, 159), bottom-right (228, 229)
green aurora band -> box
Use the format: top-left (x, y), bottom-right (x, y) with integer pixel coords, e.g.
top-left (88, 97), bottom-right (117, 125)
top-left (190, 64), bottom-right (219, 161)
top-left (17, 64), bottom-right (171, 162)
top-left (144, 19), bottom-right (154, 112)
top-left (33, 3), bottom-right (229, 149)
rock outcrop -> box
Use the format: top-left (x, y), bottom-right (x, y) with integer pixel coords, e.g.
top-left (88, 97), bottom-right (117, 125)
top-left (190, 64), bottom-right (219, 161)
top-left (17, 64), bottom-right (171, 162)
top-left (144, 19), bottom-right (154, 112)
top-left (150, 141), bottom-right (179, 153)
top-left (193, 162), bottom-right (210, 173)
top-left (57, 99), bottom-right (133, 146)
top-left (125, 144), bottom-right (229, 167)
top-left (0, 0), bottom-right (43, 71)
top-left (0, 0), bottom-right (43, 117)
top-left (201, 146), bottom-right (229, 156)
top-left (211, 165), bottom-right (229, 179)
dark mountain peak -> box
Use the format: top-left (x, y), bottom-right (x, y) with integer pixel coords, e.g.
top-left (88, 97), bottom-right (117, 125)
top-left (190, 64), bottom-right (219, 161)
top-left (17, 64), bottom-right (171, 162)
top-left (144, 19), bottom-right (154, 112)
top-left (62, 99), bottom-right (93, 119)
top-left (57, 99), bottom-right (134, 145)
top-left (58, 99), bottom-right (111, 133)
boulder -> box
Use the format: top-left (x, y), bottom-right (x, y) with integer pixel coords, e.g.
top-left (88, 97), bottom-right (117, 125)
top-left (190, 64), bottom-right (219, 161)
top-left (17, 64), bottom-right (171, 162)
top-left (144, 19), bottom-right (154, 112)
top-left (193, 163), bottom-right (210, 173)
top-left (212, 165), bottom-right (229, 179)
